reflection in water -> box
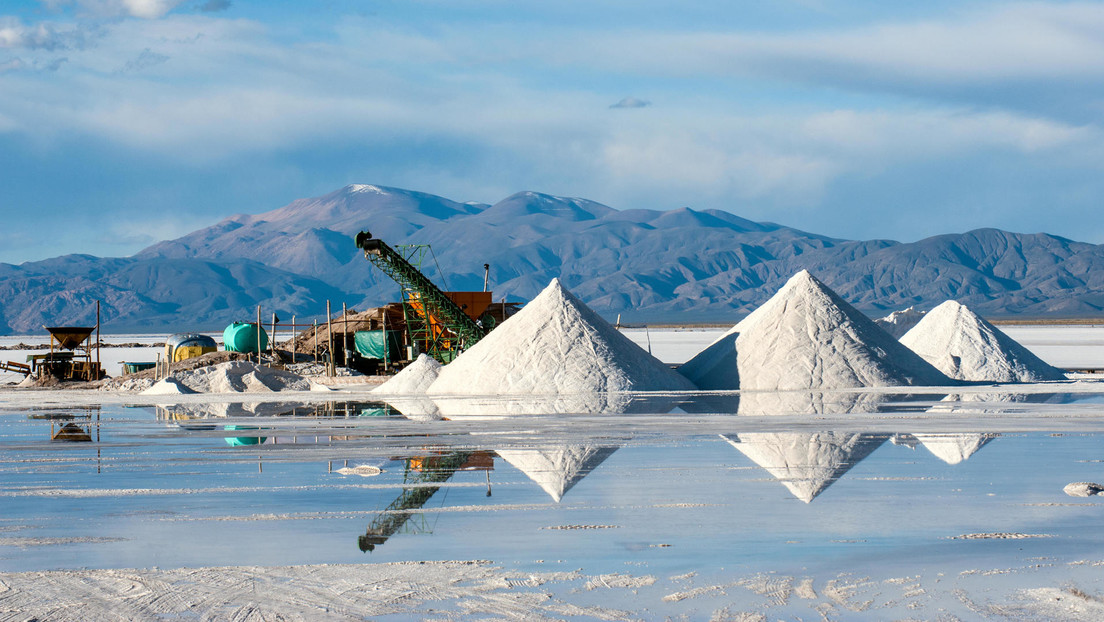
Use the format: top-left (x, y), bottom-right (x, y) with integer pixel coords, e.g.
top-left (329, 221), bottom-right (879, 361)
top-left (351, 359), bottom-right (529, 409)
top-left (912, 433), bottom-right (997, 465)
top-left (156, 401), bottom-right (402, 421)
top-left (677, 391), bottom-right (937, 416)
top-left (359, 451), bottom-right (493, 552)
top-left (428, 393), bottom-right (679, 418)
top-left (723, 432), bottom-right (889, 503)
top-left (495, 446), bottom-right (619, 502)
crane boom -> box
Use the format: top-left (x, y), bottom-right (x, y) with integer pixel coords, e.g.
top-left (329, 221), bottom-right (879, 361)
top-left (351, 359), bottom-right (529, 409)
top-left (355, 230), bottom-right (487, 361)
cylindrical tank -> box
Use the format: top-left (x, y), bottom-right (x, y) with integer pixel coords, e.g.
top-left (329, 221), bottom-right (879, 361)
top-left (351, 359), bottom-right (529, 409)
top-left (223, 322), bottom-right (269, 353)
top-left (165, 333), bottom-right (218, 362)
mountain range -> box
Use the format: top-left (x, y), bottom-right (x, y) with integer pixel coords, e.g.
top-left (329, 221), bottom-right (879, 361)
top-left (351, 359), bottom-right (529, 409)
top-left (1, 183), bottom-right (1102, 334)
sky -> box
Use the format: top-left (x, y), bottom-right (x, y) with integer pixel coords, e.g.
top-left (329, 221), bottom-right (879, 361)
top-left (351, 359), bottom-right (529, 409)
top-left (2, 0), bottom-right (1103, 264)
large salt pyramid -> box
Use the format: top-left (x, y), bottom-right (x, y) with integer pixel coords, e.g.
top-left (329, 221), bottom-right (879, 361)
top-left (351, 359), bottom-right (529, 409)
top-left (427, 278), bottom-right (697, 395)
top-left (900, 300), bottom-right (1066, 383)
top-left (496, 446), bottom-right (618, 502)
top-left (722, 432), bottom-right (888, 502)
top-left (680, 270), bottom-right (951, 391)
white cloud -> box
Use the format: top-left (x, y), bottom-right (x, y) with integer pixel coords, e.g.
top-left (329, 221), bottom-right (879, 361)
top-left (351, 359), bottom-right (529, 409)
top-left (573, 3), bottom-right (1104, 88)
top-left (37, 0), bottom-right (188, 19)
top-left (0, 16), bottom-right (89, 50)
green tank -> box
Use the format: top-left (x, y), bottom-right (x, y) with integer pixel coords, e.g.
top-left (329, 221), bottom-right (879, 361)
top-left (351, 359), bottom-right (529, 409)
top-left (222, 322), bottom-right (268, 353)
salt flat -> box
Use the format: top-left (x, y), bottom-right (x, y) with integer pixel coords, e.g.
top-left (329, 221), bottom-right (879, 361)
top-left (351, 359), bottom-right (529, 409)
top-left (1, 326), bottom-right (1104, 619)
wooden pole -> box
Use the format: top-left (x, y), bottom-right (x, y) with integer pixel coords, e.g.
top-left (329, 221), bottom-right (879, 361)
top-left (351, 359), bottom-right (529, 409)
top-left (256, 305), bottom-right (262, 365)
top-left (271, 312), bottom-right (278, 359)
top-left (95, 300), bottom-right (101, 380)
top-left (326, 300), bottom-right (334, 377)
top-left (342, 302), bottom-right (348, 368)
top-left (291, 315), bottom-right (296, 362)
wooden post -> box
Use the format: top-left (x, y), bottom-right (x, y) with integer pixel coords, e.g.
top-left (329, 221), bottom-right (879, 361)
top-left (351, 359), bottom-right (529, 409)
top-left (291, 315), bottom-right (296, 363)
top-left (313, 320), bottom-right (318, 363)
top-left (254, 305), bottom-right (260, 365)
top-left (271, 312), bottom-right (278, 359)
top-left (342, 302), bottom-right (348, 368)
top-left (326, 300), bottom-right (334, 377)
top-left (95, 300), bottom-right (101, 380)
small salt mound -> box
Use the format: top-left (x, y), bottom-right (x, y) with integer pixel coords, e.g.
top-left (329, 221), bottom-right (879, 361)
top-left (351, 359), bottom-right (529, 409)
top-left (1064, 482), bottom-right (1104, 497)
top-left (722, 432), bottom-right (888, 503)
top-left (495, 446), bottom-right (618, 502)
top-left (874, 306), bottom-right (927, 339)
top-left (169, 361), bottom-right (311, 393)
top-left (140, 377), bottom-right (196, 395)
top-left (680, 270), bottom-right (950, 390)
top-left (374, 354), bottom-right (442, 394)
top-left (900, 300), bottom-right (1067, 383)
top-left (427, 278), bottom-right (696, 395)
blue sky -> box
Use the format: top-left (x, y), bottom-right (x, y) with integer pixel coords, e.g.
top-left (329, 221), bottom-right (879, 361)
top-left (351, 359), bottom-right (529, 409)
top-left (2, 0), bottom-right (1103, 263)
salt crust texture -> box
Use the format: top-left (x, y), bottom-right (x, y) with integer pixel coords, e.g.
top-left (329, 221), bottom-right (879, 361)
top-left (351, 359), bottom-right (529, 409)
top-left (427, 278), bottom-right (697, 395)
top-left (900, 300), bottom-right (1067, 382)
top-left (373, 354), bottom-right (441, 394)
top-left (874, 306), bottom-right (927, 339)
top-left (495, 446), bottom-right (618, 502)
top-left (680, 270), bottom-right (951, 391)
top-left (723, 432), bottom-right (887, 503)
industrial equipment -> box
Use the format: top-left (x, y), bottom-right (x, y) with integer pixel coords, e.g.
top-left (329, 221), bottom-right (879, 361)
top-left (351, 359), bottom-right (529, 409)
top-left (355, 230), bottom-right (505, 363)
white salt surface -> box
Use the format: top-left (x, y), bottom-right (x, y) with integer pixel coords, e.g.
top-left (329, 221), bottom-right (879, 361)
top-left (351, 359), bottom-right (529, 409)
top-left (680, 271), bottom-right (950, 390)
top-left (428, 278), bottom-right (696, 394)
top-left (901, 301), bottom-right (1067, 382)
top-left (373, 354), bottom-right (441, 394)
top-left (875, 306), bottom-right (927, 339)
top-left (999, 325), bottom-right (1104, 369)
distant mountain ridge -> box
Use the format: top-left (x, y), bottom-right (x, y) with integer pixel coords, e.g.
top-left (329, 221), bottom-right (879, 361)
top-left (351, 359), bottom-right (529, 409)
top-left (0, 184), bottom-right (1102, 334)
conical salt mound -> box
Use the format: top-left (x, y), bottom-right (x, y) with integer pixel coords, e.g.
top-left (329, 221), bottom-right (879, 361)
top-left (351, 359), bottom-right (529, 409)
top-left (722, 433), bottom-right (887, 503)
top-left (496, 446), bottom-right (618, 502)
top-left (913, 433), bottom-right (995, 465)
top-left (427, 278), bottom-right (697, 395)
top-left (900, 300), bottom-right (1066, 382)
top-left (374, 354), bottom-right (442, 394)
top-left (680, 270), bottom-right (951, 390)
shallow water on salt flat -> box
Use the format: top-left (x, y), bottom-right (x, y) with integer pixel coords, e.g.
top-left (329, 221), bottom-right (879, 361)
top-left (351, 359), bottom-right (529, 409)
top-left (2, 393), bottom-right (1104, 618)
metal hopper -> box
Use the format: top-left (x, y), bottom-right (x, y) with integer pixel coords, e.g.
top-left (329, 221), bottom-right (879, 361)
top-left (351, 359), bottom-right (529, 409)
top-left (44, 326), bottom-right (95, 350)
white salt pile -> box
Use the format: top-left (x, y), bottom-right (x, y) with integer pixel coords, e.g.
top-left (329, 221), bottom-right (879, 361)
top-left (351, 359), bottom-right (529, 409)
top-left (140, 377), bottom-right (196, 395)
top-left (680, 270), bottom-right (950, 391)
top-left (495, 446), bottom-right (618, 502)
top-left (900, 300), bottom-right (1067, 382)
top-left (913, 433), bottom-right (995, 465)
top-left (874, 306), bottom-right (927, 339)
top-left (427, 278), bottom-right (696, 395)
top-left (158, 361), bottom-right (311, 394)
top-left (374, 354), bottom-right (441, 394)
top-left (722, 432), bottom-right (888, 503)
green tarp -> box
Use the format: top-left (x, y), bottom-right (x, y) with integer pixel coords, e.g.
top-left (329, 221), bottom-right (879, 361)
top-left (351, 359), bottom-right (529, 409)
top-left (354, 330), bottom-right (402, 361)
